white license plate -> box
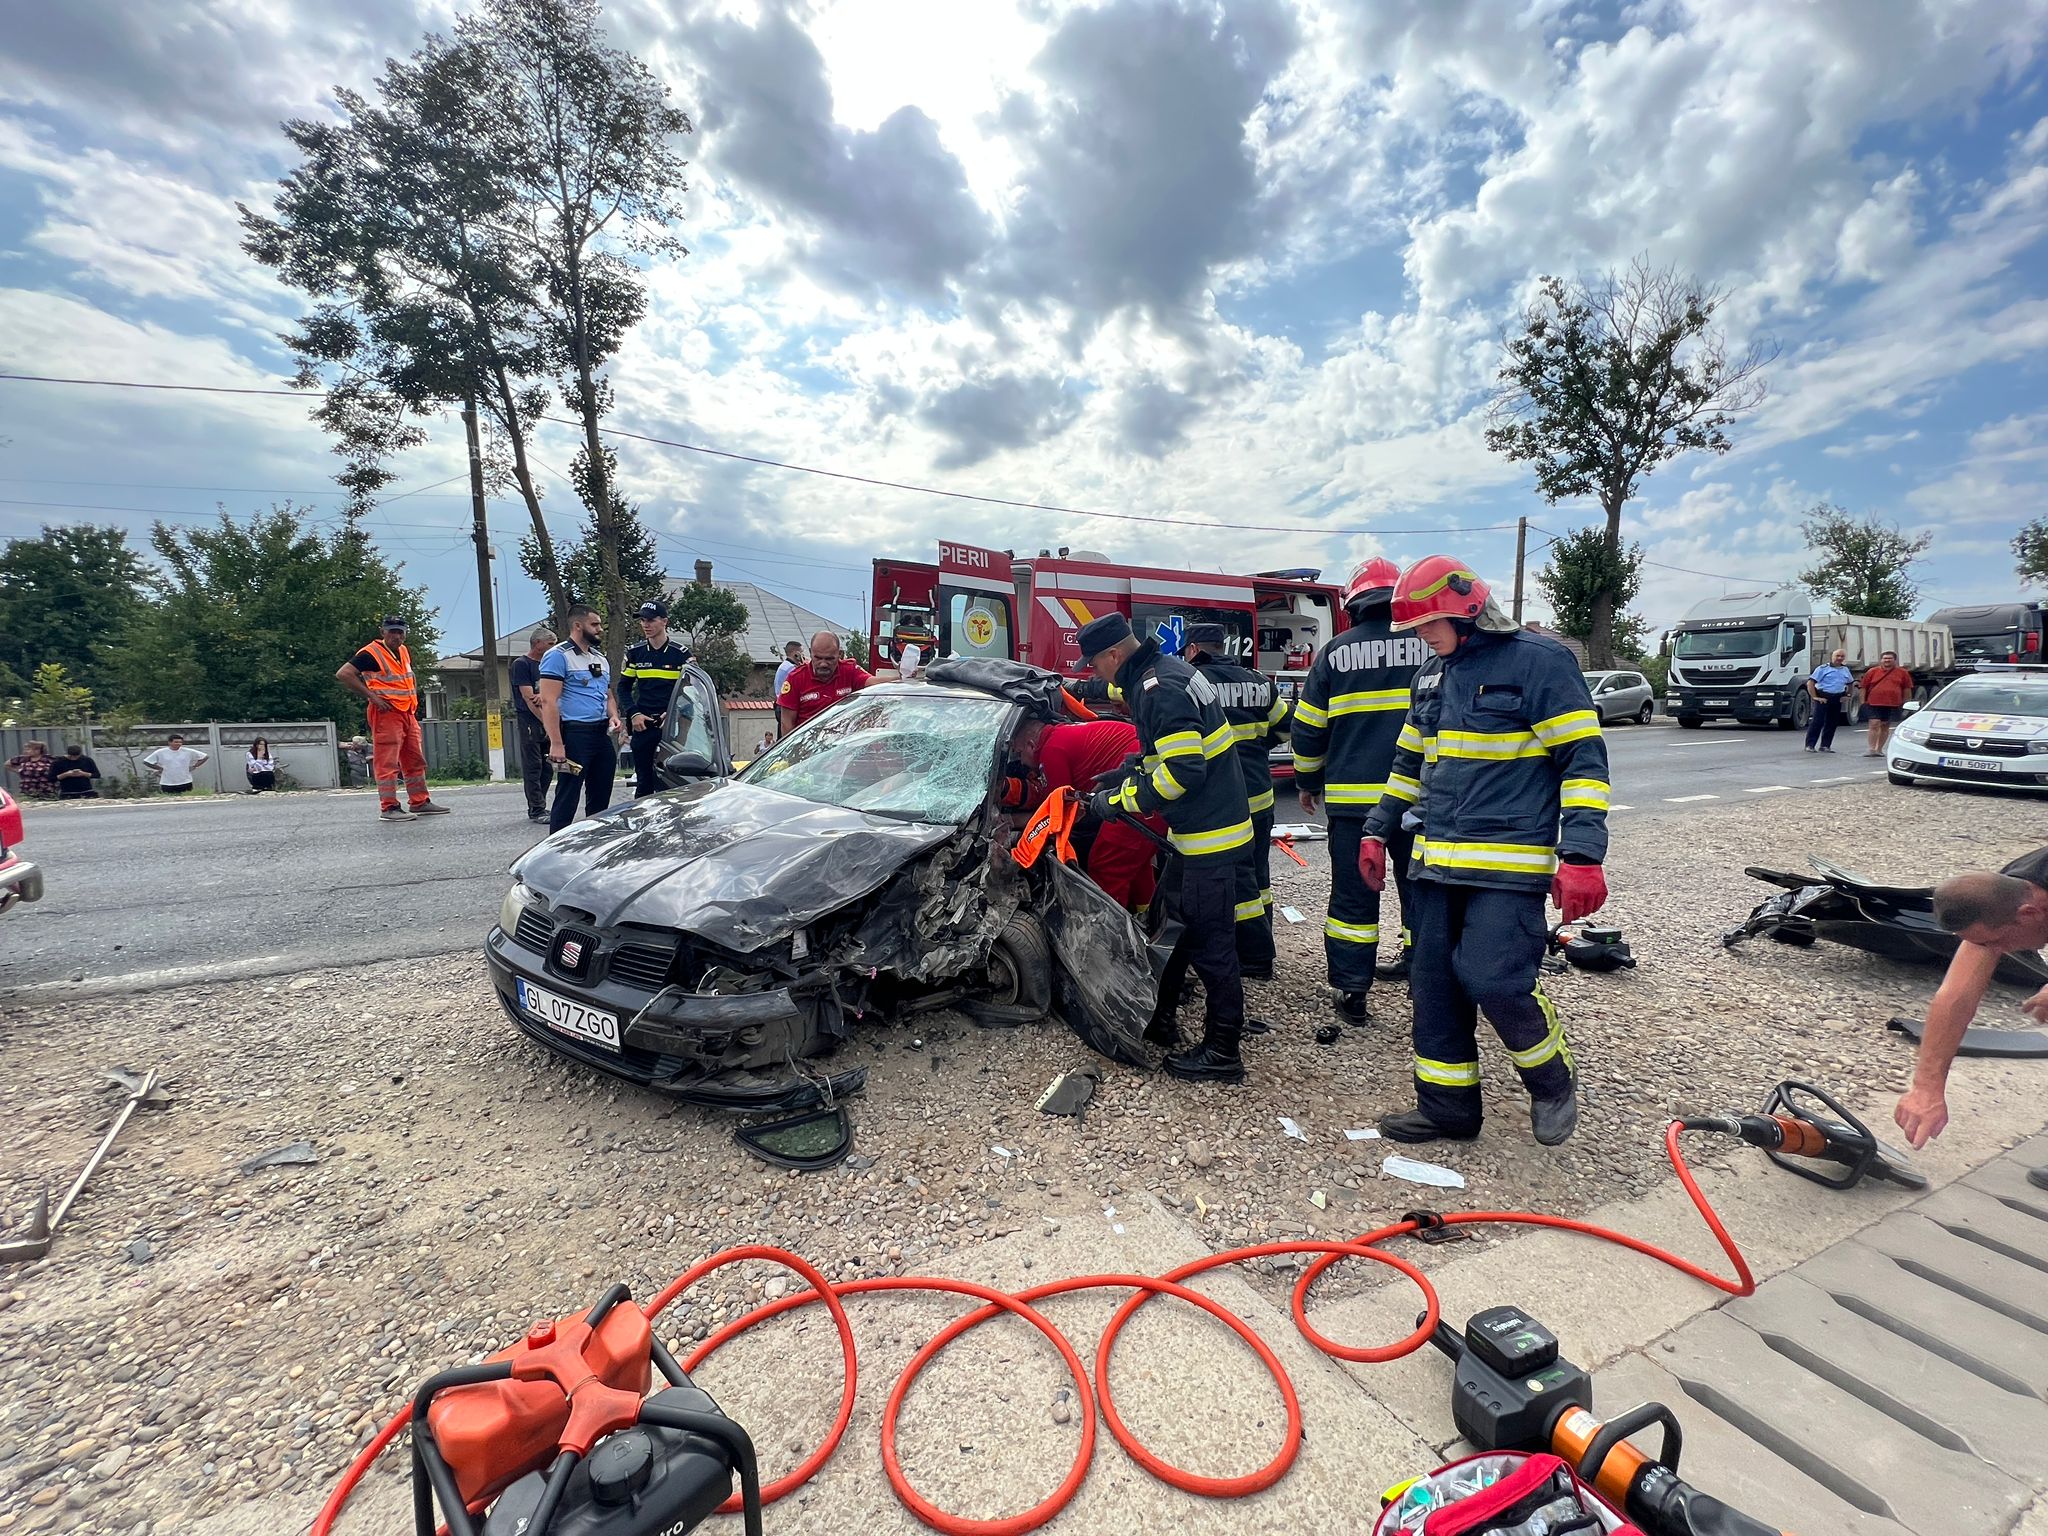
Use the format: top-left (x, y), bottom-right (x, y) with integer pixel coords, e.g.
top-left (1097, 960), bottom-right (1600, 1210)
top-left (516, 977), bottom-right (621, 1052)
top-left (1703, 698), bottom-right (1730, 707)
top-left (1938, 756), bottom-right (1997, 771)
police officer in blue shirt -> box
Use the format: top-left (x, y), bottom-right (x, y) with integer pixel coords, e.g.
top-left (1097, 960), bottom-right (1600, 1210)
top-left (537, 602), bottom-right (626, 832)
top-left (1805, 647), bottom-right (1852, 754)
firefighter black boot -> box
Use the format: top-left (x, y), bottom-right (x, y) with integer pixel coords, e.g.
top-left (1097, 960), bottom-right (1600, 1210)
top-left (1165, 1027), bottom-right (1245, 1084)
top-left (1378, 1107), bottom-right (1480, 1144)
top-left (1530, 1078), bottom-right (1580, 1147)
top-left (1374, 946), bottom-right (1412, 982)
top-left (1336, 991), bottom-right (1371, 1026)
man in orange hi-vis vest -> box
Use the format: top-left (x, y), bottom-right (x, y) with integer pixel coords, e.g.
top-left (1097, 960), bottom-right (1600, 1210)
top-left (335, 615), bottom-right (452, 824)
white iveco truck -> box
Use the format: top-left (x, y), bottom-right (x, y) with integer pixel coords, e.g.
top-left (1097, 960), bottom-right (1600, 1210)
top-left (1664, 587), bottom-right (1952, 729)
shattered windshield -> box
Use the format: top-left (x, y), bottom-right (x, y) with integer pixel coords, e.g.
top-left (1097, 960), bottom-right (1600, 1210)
top-left (738, 692), bottom-right (1010, 823)
top-left (1673, 626), bottom-right (1775, 659)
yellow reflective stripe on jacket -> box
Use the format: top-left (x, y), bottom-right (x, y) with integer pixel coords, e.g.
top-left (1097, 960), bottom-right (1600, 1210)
top-left (1384, 772), bottom-right (1423, 802)
top-left (1169, 818), bottom-right (1254, 856)
top-left (1246, 787), bottom-right (1275, 812)
top-left (1229, 720), bottom-right (1267, 743)
top-left (1397, 722), bottom-right (1424, 753)
top-left (1324, 916), bottom-right (1379, 944)
top-left (623, 665), bottom-right (684, 680)
top-left (1560, 777), bottom-right (1611, 810)
top-left (1329, 688), bottom-right (1410, 716)
top-left (1292, 753), bottom-right (1326, 772)
top-left (1201, 723), bottom-right (1236, 757)
top-left (1234, 896), bottom-right (1266, 921)
top-left (1533, 709), bottom-right (1602, 747)
top-left (1267, 694), bottom-right (1291, 727)
top-left (1324, 782), bottom-right (1385, 806)
top-left (1155, 729), bottom-right (1204, 759)
top-left (1437, 729), bottom-right (1548, 760)
top-left (1422, 735), bottom-right (1439, 764)
top-left (1415, 1056), bottom-right (1480, 1087)
top-left (1414, 837), bottom-right (1559, 875)
top-left (1293, 699), bottom-right (1330, 728)
top-left (1151, 763), bottom-right (1187, 801)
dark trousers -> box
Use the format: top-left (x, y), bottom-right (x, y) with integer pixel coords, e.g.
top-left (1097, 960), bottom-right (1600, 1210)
top-left (1804, 694), bottom-right (1843, 750)
top-left (1325, 816), bottom-right (1416, 993)
top-left (629, 726), bottom-right (664, 798)
top-left (1408, 879), bottom-right (1573, 1132)
top-left (516, 711), bottom-right (553, 817)
top-left (1235, 809), bottom-right (1276, 975)
top-left (548, 719), bottom-right (617, 833)
top-left (1154, 854), bottom-right (1247, 1041)
top-left (247, 771), bottom-right (276, 792)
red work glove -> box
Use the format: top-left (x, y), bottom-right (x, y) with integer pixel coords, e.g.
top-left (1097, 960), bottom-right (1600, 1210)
top-left (1551, 860), bottom-right (1608, 924)
top-left (1359, 837), bottom-right (1387, 892)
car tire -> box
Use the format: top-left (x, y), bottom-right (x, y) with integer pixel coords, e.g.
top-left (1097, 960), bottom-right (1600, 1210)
top-left (1635, 700), bottom-right (1654, 724)
top-left (981, 912), bottom-right (1052, 1019)
top-left (1678, 716), bottom-right (1703, 730)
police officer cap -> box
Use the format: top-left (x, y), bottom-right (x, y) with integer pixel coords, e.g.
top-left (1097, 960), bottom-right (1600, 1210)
top-left (1074, 612), bottom-right (1133, 658)
top-left (636, 599), bottom-right (668, 620)
top-left (1183, 621), bottom-right (1228, 649)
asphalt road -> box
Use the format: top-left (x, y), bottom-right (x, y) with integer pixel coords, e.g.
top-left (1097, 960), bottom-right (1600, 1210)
top-left (1, 722), bottom-right (1889, 996)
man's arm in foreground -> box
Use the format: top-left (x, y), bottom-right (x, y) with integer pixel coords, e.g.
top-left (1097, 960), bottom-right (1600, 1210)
top-left (1895, 940), bottom-right (2002, 1148)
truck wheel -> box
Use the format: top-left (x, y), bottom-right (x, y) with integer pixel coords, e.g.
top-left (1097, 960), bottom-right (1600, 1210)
top-left (1678, 716), bottom-right (1703, 730)
top-left (978, 913), bottom-right (1052, 1020)
top-left (1779, 694), bottom-right (1809, 731)
top-left (1636, 700), bottom-right (1654, 724)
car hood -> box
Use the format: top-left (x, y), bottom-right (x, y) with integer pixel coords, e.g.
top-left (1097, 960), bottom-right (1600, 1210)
top-left (1914, 710), bottom-right (2048, 740)
top-left (512, 780), bottom-right (959, 952)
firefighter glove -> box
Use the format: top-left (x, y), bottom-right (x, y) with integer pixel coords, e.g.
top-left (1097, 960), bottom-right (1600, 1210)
top-left (1087, 787), bottom-right (1120, 824)
top-left (1551, 859), bottom-right (1608, 923)
top-left (1359, 837), bottom-right (1387, 892)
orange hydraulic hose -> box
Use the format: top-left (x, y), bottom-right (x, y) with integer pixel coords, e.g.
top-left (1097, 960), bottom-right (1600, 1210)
top-left (316, 1123), bottom-right (1757, 1536)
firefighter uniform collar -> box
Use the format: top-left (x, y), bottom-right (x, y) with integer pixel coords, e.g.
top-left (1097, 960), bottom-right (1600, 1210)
top-left (1113, 638), bottom-right (1161, 694)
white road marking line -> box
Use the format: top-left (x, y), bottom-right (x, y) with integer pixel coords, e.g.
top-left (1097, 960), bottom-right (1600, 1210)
top-left (1809, 775), bottom-right (1857, 784)
top-left (1610, 803), bottom-right (1635, 811)
top-left (1744, 785), bottom-right (1792, 794)
top-left (1665, 793), bottom-right (1719, 802)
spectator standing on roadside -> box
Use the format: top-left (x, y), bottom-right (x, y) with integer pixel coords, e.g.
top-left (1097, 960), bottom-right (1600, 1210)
top-left (619, 599), bottom-right (693, 798)
top-left (776, 631), bottom-right (871, 737)
top-left (142, 734), bottom-right (209, 795)
top-left (773, 640), bottom-right (805, 698)
top-left (1804, 648), bottom-right (1852, 753)
top-left (245, 737), bottom-right (278, 793)
top-left (1861, 649), bottom-right (1913, 758)
top-left (55, 744), bottom-right (100, 799)
top-left (5, 741), bottom-right (57, 799)
top-left (539, 603), bottom-right (626, 833)
top-left (509, 627), bottom-right (556, 822)
top-left (335, 615), bottom-right (451, 824)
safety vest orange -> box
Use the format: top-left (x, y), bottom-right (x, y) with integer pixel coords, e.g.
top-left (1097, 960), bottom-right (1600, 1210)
top-left (1013, 786), bottom-right (1081, 870)
top-left (362, 639), bottom-right (417, 713)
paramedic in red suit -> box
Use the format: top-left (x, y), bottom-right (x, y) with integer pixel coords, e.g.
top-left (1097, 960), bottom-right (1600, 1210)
top-left (1010, 717), bottom-right (1162, 910)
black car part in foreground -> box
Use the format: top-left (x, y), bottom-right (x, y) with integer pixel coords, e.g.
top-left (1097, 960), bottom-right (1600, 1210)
top-left (486, 660), bottom-right (1158, 1110)
top-left (1723, 855), bottom-right (2048, 988)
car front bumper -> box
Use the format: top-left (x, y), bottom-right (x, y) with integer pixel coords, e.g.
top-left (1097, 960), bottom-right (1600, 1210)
top-left (1887, 737), bottom-right (2048, 789)
top-left (0, 855), bottom-right (43, 913)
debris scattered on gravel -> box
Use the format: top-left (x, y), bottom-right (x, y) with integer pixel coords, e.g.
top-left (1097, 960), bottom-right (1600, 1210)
top-left (238, 1141), bottom-right (321, 1174)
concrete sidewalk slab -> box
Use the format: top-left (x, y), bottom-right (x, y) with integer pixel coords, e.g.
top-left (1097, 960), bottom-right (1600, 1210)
top-left (1859, 1212), bottom-right (2048, 1327)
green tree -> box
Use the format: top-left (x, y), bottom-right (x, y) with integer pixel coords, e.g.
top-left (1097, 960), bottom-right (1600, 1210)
top-left (107, 505), bottom-right (439, 727)
top-left (693, 634), bottom-right (750, 696)
top-left (24, 663), bottom-right (94, 727)
top-left (1799, 503), bottom-right (1931, 618)
top-left (1487, 257), bottom-right (1775, 666)
top-left (845, 631), bottom-right (871, 667)
top-left (666, 583), bottom-right (751, 695)
top-left (0, 524), bottom-right (155, 700)
top-left (518, 447), bottom-right (664, 662)
top-left (1535, 529), bottom-right (1652, 659)
top-left (2014, 520), bottom-right (2048, 587)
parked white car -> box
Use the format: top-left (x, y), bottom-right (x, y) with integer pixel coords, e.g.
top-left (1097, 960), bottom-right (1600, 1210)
top-left (1888, 669), bottom-right (2048, 793)
top-left (1584, 670), bottom-right (1656, 725)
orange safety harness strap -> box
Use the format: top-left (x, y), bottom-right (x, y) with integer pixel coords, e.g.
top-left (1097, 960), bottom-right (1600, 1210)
top-left (1013, 786), bottom-right (1081, 869)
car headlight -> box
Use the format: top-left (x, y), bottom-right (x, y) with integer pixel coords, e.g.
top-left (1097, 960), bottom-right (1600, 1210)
top-left (1897, 724), bottom-right (1929, 743)
top-left (2029, 741), bottom-right (2048, 755)
top-left (499, 882), bottom-right (537, 935)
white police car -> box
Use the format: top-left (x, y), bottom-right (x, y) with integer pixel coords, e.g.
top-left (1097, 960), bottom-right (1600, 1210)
top-left (1888, 668), bottom-right (2048, 792)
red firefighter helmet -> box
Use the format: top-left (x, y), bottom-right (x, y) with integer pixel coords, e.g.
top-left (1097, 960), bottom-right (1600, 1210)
top-left (1343, 556), bottom-right (1401, 609)
top-left (1390, 555), bottom-right (1490, 632)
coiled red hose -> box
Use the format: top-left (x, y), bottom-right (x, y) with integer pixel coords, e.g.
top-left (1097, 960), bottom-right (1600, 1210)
top-left (315, 1122), bottom-right (1753, 1535)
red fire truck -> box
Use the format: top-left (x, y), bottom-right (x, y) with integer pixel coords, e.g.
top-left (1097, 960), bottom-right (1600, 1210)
top-left (870, 542), bottom-right (1349, 776)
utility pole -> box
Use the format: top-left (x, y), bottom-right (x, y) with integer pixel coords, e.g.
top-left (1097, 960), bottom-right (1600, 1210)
top-left (463, 393), bottom-right (504, 782)
top-left (1512, 515), bottom-right (1528, 624)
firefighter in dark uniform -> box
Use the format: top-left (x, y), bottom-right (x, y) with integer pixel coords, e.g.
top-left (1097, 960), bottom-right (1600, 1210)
top-left (1289, 558), bottom-right (1429, 1024)
top-left (618, 599), bottom-right (693, 798)
top-left (1361, 556), bottom-right (1610, 1147)
top-left (1181, 622), bottom-right (1287, 981)
top-left (1078, 613), bottom-right (1255, 1085)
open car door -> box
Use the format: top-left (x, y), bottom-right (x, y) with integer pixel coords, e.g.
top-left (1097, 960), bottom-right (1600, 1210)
top-left (654, 663), bottom-right (732, 788)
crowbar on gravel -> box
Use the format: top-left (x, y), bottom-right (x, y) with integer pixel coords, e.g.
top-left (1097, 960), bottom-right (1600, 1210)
top-left (0, 1068), bottom-right (164, 1265)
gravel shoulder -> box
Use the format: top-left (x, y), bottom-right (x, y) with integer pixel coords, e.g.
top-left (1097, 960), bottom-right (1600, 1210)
top-left (3, 781), bottom-right (2045, 1534)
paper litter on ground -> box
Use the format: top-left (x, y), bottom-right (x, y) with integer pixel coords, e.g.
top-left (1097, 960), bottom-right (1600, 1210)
top-left (1382, 1154), bottom-right (1466, 1189)
top-left (1279, 1116), bottom-right (1308, 1142)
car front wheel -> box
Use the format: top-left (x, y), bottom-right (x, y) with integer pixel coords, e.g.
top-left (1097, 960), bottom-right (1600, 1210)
top-left (974, 912), bottom-right (1052, 1020)
top-left (1635, 700), bottom-right (1653, 724)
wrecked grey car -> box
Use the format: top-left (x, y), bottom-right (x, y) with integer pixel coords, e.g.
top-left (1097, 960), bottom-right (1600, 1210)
top-left (485, 662), bottom-right (1153, 1109)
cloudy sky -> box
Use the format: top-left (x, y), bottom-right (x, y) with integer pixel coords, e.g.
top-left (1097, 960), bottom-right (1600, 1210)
top-left (2, 0), bottom-right (2045, 651)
